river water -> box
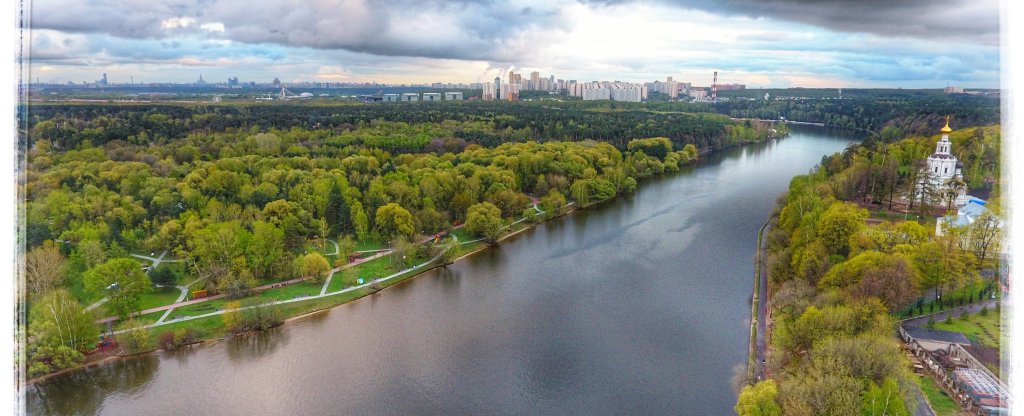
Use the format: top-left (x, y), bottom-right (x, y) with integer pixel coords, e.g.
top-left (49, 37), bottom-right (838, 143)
top-left (26, 126), bottom-right (858, 416)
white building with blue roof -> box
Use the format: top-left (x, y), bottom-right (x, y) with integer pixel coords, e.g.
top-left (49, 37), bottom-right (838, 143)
top-left (936, 198), bottom-right (995, 236)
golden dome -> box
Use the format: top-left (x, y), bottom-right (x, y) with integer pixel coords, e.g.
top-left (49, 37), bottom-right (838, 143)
top-left (941, 116), bottom-right (952, 133)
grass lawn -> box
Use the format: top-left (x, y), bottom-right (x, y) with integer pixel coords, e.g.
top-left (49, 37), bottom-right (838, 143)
top-left (146, 314), bottom-right (228, 345)
top-left (933, 309), bottom-right (1001, 348)
top-left (355, 238), bottom-right (386, 251)
top-left (133, 310), bottom-right (165, 325)
top-left (170, 299), bottom-right (229, 318)
top-left (451, 227), bottom-right (477, 242)
top-left (257, 281), bottom-right (322, 302)
top-left (137, 287), bottom-right (182, 311)
top-left (303, 241), bottom-right (339, 263)
top-left (351, 256), bottom-right (396, 281)
top-left (326, 268), bottom-right (359, 293)
top-left (91, 287), bottom-right (181, 318)
top-left (915, 375), bottom-right (961, 416)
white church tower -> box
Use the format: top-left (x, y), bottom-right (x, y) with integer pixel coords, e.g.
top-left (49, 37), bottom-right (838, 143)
top-left (922, 116), bottom-right (968, 207)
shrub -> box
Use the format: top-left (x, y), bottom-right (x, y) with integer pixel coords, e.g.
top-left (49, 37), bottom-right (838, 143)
top-left (157, 328), bottom-right (197, 350)
top-left (980, 305), bottom-right (989, 316)
top-left (158, 331), bottom-right (176, 349)
top-left (926, 316), bottom-right (936, 329)
top-left (115, 318), bottom-right (151, 353)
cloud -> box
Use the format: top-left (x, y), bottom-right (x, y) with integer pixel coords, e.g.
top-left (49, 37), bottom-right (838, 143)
top-left (26, 0), bottom-right (1000, 87)
top-left (581, 0), bottom-right (999, 45)
top-left (31, 0), bottom-right (571, 61)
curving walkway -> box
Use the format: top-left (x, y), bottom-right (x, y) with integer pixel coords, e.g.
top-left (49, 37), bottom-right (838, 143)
top-left (99, 203), bottom-right (575, 331)
top-left (109, 236), bottom-right (461, 335)
top-left (324, 239), bottom-right (339, 256)
top-left (155, 278), bottom-right (205, 325)
top-left (95, 247), bottom-right (398, 325)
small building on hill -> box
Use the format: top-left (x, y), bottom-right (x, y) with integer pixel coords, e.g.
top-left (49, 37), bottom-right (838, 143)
top-left (918, 117), bottom-right (973, 209)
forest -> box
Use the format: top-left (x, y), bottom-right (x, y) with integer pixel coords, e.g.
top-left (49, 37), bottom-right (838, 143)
top-left (734, 125), bottom-right (1002, 415)
top-left (25, 101), bottom-right (752, 152)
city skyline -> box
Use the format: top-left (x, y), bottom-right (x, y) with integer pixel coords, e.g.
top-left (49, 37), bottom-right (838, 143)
top-left (27, 0), bottom-right (1000, 88)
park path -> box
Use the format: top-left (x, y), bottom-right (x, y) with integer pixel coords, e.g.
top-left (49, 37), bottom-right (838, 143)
top-left (156, 278), bottom-right (205, 325)
top-left (96, 203), bottom-right (573, 328)
top-left (95, 244), bottom-right (397, 324)
top-left (909, 383), bottom-right (937, 416)
top-left (901, 299), bottom-right (999, 328)
top-left (107, 237), bottom-right (461, 335)
top-left (324, 239), bottom-right (339, 256)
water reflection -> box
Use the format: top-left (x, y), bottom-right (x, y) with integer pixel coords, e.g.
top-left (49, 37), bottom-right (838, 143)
top-left (226, 328), bottom-right (288, 362)
top-left (27, 354), bottom-right (159, 416)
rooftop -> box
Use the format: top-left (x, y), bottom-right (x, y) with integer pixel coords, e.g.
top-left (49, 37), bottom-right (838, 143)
top-left (903, 326), bottom-right (972, 345)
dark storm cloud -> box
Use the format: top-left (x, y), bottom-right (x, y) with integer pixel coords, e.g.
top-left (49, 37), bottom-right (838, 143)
top-left (581, 0), bottom-right (999, 45)
top-left (31, 0), bottom-right (568, 61)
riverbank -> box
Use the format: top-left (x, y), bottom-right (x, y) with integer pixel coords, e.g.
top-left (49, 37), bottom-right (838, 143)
top-left (28, 190), bottom-right (597, 385)
top-left (746, 220), bottom-right (768, 383)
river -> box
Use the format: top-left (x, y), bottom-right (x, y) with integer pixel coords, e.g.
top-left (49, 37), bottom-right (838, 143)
top-left (26, 125), bottom-right (858, 416)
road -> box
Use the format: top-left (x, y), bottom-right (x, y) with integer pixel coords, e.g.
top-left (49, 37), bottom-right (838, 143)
top-left (901, 299), bottom-right (998, 328)
top-left (753, 222), bottom-right (769, 381)
top-left (909, 383), bottom-right (937, 416)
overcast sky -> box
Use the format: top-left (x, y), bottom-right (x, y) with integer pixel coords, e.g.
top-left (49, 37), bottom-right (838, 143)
top-left (26, 0), bottom-right (1001, 88)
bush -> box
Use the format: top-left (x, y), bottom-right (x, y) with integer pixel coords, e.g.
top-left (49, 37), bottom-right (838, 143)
top-left (27, 344), bottom-right (84, 378)
top-left (158, 328), bottom-right (197, 350)
top-left (980, 305), bottom-right (989, 316)
top-left (944, 313), bottom-right (954, 324)
top-left (225, 298), bottom-right (282, 334)
top-left (926, 316), bottom-right (936, 329)
top-left (115, 318), bottom-right (151, 353)
top-left (158, 331), bottom-right (176, 349)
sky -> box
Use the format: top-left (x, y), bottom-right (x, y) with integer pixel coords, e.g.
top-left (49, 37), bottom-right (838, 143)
top-left (25, 0), bottom-right (1001, 88)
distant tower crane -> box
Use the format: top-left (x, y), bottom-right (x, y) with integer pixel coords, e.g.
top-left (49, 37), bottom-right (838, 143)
top-left (711, 71), bottom-right (718, 101)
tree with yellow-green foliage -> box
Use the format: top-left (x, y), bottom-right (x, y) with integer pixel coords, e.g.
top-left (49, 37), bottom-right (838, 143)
top-left (817, 202), bottom-right (868, 257)
top-left (466, 202), bottom-right (505, 244)
top-left (736, 380), bottom-right (782, 416)
top-left (374, 203), bottom-right (415, 239)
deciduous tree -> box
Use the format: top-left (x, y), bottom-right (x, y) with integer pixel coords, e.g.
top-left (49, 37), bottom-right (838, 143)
top-left (83, 258), bottom-right (151, 319)
top-left (374, 203), bottom-right (415, 239)
top-left (26, 241), bottom-right (66, 296)
top-left (465, 202), bottom-right (505, 244)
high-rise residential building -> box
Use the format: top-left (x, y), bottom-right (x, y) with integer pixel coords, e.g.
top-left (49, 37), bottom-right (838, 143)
top-left (530, 72), bottom-right (540, 90)
top-left (482, 78), bottom-right (499, 100)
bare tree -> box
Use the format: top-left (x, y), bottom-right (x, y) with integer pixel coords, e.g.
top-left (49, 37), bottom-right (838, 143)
top-left (26, 242), bottom-right (66, 296)
top-left (970, 212), bottom-right (1002, 266)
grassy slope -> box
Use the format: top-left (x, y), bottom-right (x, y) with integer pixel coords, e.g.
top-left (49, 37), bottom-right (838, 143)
top-left (915, 375), bottom-right (961, 416)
